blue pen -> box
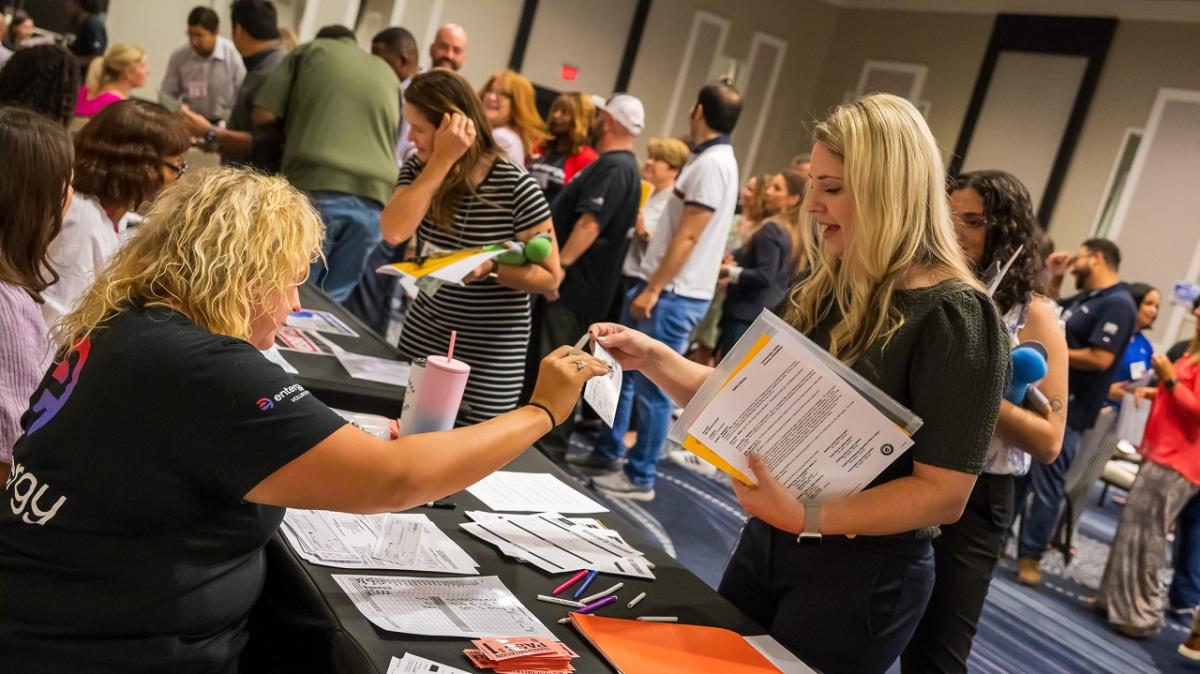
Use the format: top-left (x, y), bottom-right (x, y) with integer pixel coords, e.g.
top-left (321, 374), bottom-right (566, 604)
top-left (573, 570), bottom-right (598, 600)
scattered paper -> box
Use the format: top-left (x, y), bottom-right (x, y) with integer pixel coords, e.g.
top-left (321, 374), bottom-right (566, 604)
top-left (584, 343), bottom-right (622, 427)
top-left (332, 408), bottom-right (396, 440)
top-left (377, 247), bottom-right (508, 286)
top-left (287, 308), bottom-right (359, 337)
top-left (461, 511), bottom-right (653, 579)
top-left (387, 653), bottom-right (472, 674)
top-left (332, 574), bottom-right (553, 638)
top-left (743, 634), bottom-right (818, 674)
top-left (466, 471), bottom-right (608, 514)
top-left (276, 326), bottom-right (337, 355)
top-left (334, 350), bottom-right (411, 387)
top-left (260, 345), bottom-right (298, 374)
top-left (282, 510), bottom-right (478, 574)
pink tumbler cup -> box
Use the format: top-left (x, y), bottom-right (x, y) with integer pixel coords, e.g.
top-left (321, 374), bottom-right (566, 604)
top-left (402, 355), bottom-right (470, 434)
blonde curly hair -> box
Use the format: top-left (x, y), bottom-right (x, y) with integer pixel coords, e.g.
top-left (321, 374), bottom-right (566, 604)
top-left (55, 167), bottom-right (325, 346)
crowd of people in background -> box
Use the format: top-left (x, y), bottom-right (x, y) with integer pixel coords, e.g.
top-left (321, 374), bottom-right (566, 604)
top-left (1, 1), bottom-right (1200, 671)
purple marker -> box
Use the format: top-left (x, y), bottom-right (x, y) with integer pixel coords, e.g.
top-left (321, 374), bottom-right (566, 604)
top-left (576, 594), bottom-right (619, 614)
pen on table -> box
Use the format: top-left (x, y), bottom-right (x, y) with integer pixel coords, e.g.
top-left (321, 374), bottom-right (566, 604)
top-left (576, 594), bottom-right (618, 614)
top-left (552, 570), bottom-right (589, 596)
top-left (572, 570), bottom-right (599, 599)
top-left (537, 594), bottom-right (585, 608)
top-left (626, 591), bottom-right (646, 608)
top-left (637, 616), bottom-right (678, 622)
top-left (422, 499), bottom-right (456, 509)
top-left (557, 616), bottom-right (572, 625)
top-left (580, 582), bottom-right (623, 605)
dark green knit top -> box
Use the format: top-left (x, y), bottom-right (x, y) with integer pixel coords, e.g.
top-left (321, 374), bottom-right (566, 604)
top-left (808, 279), bottom-right (1010, 487)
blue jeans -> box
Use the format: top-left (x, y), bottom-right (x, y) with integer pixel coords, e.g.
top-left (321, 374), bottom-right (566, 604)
top-left (1017, 425), bottom-right (1083, 559)
top-left (309, 191), bottom-right (383, 302)
top-left (593, 283), bottom-right (709, 488)
top-left (1170, 492), bottom-right (1200, 609)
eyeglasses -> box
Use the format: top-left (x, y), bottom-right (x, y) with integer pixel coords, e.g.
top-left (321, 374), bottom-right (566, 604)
top-left (163, 159), bottom-right (188, 177)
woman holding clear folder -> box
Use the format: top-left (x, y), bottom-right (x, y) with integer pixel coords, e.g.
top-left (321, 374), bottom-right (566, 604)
top-left (585, 94), bottom-right (1010, 673)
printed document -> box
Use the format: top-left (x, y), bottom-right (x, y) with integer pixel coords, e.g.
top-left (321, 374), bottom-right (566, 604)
top-left (466, 471), bottom-right (608, 513)
top-left (460, 511), bottom-right (654, 579)
top-left (671, 310), bottom-right (922, 504)
top-left (333, 575), bottom-right (553, 638)
top-left (387, 653), bottom-right (472, 674)
top-left (584, 343), bottom-right (622, 427)
top-left (282, 510), bottom-right (478, 574)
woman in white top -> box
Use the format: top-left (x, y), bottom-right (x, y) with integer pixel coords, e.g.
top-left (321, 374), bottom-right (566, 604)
top-left (42, 100), bottom-right (190, 328)
top-left (900, 169), bottom-right (1068, 673)
top-left (479, 70), bottom-right (547, 168)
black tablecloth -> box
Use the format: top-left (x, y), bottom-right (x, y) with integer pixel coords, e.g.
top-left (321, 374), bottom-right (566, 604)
top-left (252, 449), bottom-right (765, 674)
top-left (286, 284), bottom-right (407, 417)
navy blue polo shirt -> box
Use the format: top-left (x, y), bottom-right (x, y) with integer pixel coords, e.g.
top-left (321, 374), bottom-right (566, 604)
top-left (1060, 283), bottom-right (1137, 430)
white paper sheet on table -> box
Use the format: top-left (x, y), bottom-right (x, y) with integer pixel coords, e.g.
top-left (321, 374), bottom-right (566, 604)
top-left (286, 308), bottom-right (359, 337)
top-left (306, 330), bottom-right (411, 387)
top-left (460, 511), bottom-right (654, 579)
top-left (259, 345), bottom-right (298, 374)
top-left (334, 350), bottom-right (411, 387)
top-left (333, 574), bottom-right (553, 638)
top-left (465, 471), bottom-right (608, 513)
top-left (281, 510), bottom-right (478, 574)
top-left (743, 635), bottom-right (818, 674)
top-left (583, 343), bottom-right (622, 427)
top-left (387, 653), bottom-right (472, 674)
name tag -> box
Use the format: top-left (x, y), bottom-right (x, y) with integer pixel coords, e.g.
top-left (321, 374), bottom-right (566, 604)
top-left (187, 79), bottom-right (208, 100)
top-left (1130, 361), bottom-right (1147, 381)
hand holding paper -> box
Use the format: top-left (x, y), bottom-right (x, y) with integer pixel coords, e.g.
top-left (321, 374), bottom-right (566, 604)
top-left (730, 452), bottom-right (808, 535)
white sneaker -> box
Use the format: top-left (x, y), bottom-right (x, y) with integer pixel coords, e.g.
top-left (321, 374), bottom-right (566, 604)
top-left (668, 448), bottom-right (719, 479)
top-left (592, 471), bottom-right (655, 501)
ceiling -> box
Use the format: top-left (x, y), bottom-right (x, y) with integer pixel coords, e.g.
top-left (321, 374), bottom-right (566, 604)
top-left (820, 0), bottom-right (1200, 23)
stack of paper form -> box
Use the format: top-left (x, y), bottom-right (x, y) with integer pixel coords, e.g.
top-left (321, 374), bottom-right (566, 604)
top-left (334, 574), bottom-right (553, 638)
top-left (461, 511), bottom-right (654, 579)
top-left (465, 471), bottom-right (609, 514)
top-left (282, 510), bottom-right (478, 575)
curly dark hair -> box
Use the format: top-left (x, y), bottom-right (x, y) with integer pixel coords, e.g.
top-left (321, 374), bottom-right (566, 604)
top-left (0, 45), bottom-right (81, 126)
top-left (73, 100), bottom-right (192, 211)
top-left (949, 170), bottom-right (1045, 315)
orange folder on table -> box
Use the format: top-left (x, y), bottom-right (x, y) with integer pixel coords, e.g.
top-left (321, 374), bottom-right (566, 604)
top-left (570, 613), bottom-right (782, 674)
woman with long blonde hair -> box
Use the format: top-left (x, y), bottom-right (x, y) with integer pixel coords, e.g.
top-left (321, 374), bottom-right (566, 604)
top-left (586, 93), bottom-right (1009, 672)
top-left (73, 43), bottom-right (148, 118)
top-left (0, 167), bottom-right (605, 671)
top-left (379, 69), bottom-right (563, 424)
top-left (479, 69), bottom-right (549, 167)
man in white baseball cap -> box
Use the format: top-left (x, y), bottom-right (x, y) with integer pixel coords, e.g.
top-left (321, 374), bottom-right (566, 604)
top-left (526, 93), bottom-right (647, 463)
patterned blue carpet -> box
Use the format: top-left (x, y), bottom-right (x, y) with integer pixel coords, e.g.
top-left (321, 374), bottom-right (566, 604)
top-left (564, 430), bottom-right (1200, 673)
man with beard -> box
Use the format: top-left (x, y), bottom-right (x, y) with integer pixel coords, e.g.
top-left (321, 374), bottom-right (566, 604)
top-left (1016, 238), bottom-right (1137, 585)
top-left (429, 24), bottom-right (467, 71)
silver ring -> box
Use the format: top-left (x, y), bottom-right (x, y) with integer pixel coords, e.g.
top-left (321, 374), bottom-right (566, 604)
top-left (575, 360), bottom-right (588, 371)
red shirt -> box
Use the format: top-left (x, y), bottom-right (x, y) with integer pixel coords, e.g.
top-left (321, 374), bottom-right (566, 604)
top-left (1143, 354), bottom-right (1200, 483)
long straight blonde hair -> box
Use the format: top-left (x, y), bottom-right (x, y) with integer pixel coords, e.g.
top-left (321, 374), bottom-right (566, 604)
top-left (787, 93), bottom-right (979, 365)
top-left (54, 168), bottom-right (325, 347)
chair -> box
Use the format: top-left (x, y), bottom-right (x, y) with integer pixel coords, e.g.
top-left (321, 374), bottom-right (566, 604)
top-left (1051, 406), bottom-right (1119, 565)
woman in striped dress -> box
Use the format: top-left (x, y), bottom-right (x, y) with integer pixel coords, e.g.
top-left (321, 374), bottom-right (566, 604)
top-left (379, 69), bottom-right (561, 425)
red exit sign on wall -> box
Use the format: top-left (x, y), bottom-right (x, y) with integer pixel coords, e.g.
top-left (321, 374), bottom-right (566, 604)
top-left (561, 63), bottom-right (579, 81)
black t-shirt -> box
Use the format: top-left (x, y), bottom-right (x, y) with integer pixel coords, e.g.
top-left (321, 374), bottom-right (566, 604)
top-left (1060, 283), bottom-right (1137, 430)
top-left (530, 150), bottom-right (569, 203)
top-left (69, 13), bottom-right (107, 57)
top-left (551, 150), bottom-right (640, 320)
top-left (0, 307), bottom-right (346, 672)
top-left (809, 280), bottom-right (1010, 485)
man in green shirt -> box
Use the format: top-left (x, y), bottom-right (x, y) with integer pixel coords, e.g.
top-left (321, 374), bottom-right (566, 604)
top-left (253, 30), bottom-right (399, 301)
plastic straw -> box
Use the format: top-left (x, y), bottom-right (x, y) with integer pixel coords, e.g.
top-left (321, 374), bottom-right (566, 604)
top-left (447, 330), bottom-right (457, 361)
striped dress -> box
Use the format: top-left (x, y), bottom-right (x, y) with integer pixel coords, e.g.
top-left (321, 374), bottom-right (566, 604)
top-left (395, 156), bottom-right (551, 425)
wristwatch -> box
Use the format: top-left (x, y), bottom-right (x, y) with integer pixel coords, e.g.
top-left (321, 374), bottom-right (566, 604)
top-left (797, 503), bottom-right (821, 545)
top-left (1166, 378), bottom-right (1178, 392)
top-left (204, 126), bottom-right (219, 149)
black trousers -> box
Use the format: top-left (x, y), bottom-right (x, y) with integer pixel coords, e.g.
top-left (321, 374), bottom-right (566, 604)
top-left (341, 240), bottom-right (406, 336)
top-left (719, 519), bottom-right (935, 674)
top-left (900, 473), bottom-right (1015, 674)
top-left (525, 298), bottom-right (589, 463)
